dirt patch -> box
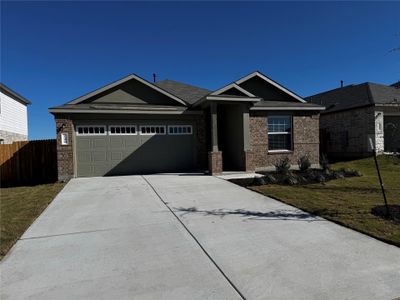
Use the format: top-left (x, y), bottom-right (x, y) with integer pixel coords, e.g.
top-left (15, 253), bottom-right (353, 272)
top-left (371, 205), bottom-right (400, 223)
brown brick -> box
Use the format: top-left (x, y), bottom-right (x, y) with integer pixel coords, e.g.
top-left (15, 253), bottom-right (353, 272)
top-left (249, 112), bottom-right (320, 169)
top-left (208, 151), bottom-right (223, 174)
top-left (55, 116), bottom-right (74, 181)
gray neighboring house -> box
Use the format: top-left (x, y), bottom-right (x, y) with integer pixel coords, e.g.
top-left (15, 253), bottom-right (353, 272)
top-left (49, 71), bottom-right (324, 180)
top-left (0, 84), bottom-right (31, 144)
top-left (307, 82), bottom-right (400, 158)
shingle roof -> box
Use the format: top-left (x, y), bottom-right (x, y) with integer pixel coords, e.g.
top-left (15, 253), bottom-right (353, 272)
top-left (0, 83), bottom-right (31, 105)
top-left (307, 82), bottom-right (400, 113)
top-left (155, 79), bottom-right (211, 105)
top-left (391, 81), bottom-right (400, 88)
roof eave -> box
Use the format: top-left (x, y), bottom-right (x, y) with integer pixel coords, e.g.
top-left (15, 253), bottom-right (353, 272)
top-left (0, 84), bottom-right (31, 105)
top-left (192, 95), bottom-right (262, 107)
top-left (250, 106), bottom-right (325, 111)
top-left (235, 71), bottom-right (306, 103)
top-left (210, 83), bottom-right (256, 97)
top-left (66, 74), bottom-right (188, 106)
top-left (48, 107), bottom-right (202, 115)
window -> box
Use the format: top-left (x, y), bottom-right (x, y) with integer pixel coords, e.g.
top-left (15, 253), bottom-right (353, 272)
top-left (109, 125), bottom-right (137, 135)
top-left (168, 125), bottom-right (193, 135)
top-left (268, 116), bottom-right (292, 151)
top-left (139, 125), bottom-right (166, 135)
top-left (76, 126), bottom-right (106, 136)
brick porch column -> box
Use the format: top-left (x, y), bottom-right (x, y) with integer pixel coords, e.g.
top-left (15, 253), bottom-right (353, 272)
top-left (55, 116), bottom-right (74, 182)
top-left (208, 151), bottom-right (223, 174)
top-left (208, 102), bottom-right (223, 174)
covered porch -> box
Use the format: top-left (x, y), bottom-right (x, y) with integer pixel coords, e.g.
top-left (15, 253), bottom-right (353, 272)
top-left (198, 94), bottom-right (260, 174)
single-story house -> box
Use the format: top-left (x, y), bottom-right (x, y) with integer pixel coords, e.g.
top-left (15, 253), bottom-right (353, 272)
top-left (49, 71), bottom-right (324, 180)
top-left (0, 83), bottom-right (31, 144)
top-left (307, 82), bottom-right (400, 158)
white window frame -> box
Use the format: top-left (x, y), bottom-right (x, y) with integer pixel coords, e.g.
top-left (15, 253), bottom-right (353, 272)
top-left (168, 125), bottom-right (193, 135)
top-left (139, 125), bottom-right (166, 135)
top-left (267, 115), bottom-right (293, 152)
top-left (109, 125), bottom-right (138, 135)
top-left (76, 125), bottom-right (107, 136)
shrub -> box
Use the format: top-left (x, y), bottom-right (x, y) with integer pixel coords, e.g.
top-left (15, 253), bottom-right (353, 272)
top-left (264, 173), bottom-right (277, 184)
top-left (320, 153), bottom-right (330, 171)
top-left (331, 171), bottom-right (345, 179)
top-left (275, 157), bottom-right (291, 175)
top-left (298, 155), bottom-right (311, 172)
top-left (315, 174), bottom-right (326, 183)
top-left (284, 173), bottom-right (299, 185)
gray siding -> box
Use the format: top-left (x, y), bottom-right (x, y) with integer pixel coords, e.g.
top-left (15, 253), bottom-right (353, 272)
top-left (88, 79), bottom-right (185, 106)
top-left (238, 76), bottom-right (294, 101)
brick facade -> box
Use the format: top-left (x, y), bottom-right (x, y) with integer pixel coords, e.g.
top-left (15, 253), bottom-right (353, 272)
top-left (249, 112), bottom-right (320, 170)
top-left (53, 111), bottom-right (320, 178)
top-left (319, 106), bottom-right (375, 158)
top-left (208, 151), bottom-right (223, 174)
top-left (55, 116), bottom-right (74, 182)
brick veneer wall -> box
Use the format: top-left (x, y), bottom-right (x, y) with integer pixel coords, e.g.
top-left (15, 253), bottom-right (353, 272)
top-left (249, 112), bottom-right (320, 169)
top-left (55, 116), bottom-right (74, 181)
top-left (208, 151), bottom-right (223, 174)
top-left (319, 106), bottom-right (375, 158)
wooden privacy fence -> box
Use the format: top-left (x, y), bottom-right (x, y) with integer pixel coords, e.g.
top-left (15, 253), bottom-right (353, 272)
top-left (0, 139), bottom-right (57, 187)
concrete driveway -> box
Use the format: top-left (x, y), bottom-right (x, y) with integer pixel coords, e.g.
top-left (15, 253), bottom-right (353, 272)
top-left (1, 175), bottom-right (400, 299)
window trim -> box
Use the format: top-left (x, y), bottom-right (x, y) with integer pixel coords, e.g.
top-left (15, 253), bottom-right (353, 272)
top-left (76, 125), bottom-right (107, 136)
top-left (139, 125), bottom-right (166, 135)
top-left (168, 125), bottom-right (193, 135)
top-left (109, 125), bottom-right (138, 135)
top-left (267, 115), bottom-right (293, 151)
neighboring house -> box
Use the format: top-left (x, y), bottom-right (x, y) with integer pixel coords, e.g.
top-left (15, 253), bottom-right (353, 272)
top-left (49, 71), bottom-right (324, 180)
top-left (0, 84), bottom-right (31, 144)
top-left (307, 82), bottom-right (400, 158)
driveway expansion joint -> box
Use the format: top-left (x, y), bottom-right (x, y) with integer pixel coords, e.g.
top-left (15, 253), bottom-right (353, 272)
top-left (141, 175), bottom-right (246, 300)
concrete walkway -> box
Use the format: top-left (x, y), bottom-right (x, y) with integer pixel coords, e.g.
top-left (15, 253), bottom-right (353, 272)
top-left (1, 175), bottom-right (400, 299)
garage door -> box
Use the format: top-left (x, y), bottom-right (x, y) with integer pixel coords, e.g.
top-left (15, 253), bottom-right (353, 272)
top-left (75, 122), bottom-right (197, 177)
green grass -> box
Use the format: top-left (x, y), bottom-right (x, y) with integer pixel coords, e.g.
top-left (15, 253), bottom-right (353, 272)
top-left (0, 183), bottom-right (65, 259)
top-left (251, 156), bottom-right (400, 246)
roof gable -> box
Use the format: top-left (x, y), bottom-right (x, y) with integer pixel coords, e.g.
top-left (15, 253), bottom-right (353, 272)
top-left (67, 74), bottom-right (187, 106)
top-left (0, 83), bottom-right (31, 105)
top-left (210, 83), bottom-right (256, 97)
top-left (236, 71), bottom-right (305, 103)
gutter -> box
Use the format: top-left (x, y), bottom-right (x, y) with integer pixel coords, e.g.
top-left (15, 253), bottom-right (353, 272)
top-left (48, 108), bottom-right (203, 115)
top-left (250, 106), bottom-right (325, 111)
top-left (192, 95), bottom-right (262, 107)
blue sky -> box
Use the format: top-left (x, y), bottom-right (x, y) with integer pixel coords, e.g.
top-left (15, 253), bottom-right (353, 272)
top-left (1, 1), bottom-right (399, 140)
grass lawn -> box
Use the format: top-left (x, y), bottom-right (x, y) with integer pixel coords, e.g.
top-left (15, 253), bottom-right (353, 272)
top-left (0, 183), bottom-right (65, 259)
top-left (251, 156), bottom-right (400, 247)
